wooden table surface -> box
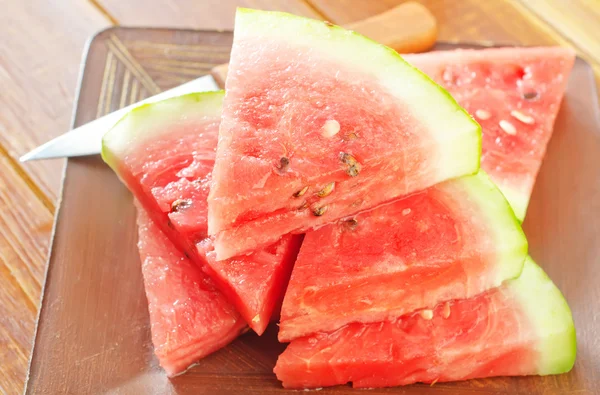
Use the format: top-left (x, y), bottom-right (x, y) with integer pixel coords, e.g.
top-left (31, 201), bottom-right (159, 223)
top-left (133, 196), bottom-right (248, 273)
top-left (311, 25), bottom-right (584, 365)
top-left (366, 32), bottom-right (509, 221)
top-left (1, 0), bottom-right (598, 393)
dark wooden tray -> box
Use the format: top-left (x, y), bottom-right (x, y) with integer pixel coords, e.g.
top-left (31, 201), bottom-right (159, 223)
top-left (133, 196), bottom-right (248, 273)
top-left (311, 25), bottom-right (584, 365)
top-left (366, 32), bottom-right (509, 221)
top-left (26, 28), bottom-right (600, 394)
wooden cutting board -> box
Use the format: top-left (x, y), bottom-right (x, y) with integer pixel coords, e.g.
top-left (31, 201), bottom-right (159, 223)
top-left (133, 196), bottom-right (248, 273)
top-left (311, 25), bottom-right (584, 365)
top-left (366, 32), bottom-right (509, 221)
top-left (25, 28), bottom-right (600, 394)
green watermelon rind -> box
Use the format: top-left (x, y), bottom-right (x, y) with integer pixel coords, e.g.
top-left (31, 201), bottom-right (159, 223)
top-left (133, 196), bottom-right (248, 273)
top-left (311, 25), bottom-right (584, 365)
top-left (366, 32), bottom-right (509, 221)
top-left (101, 91), bottom-right (225, 172)
top-left (498, 183), bottom-right (529, 222)
top-left (452, 171), bottom-right (528, 285)
top-left (511, 257), bottom-right (577, 375)
top-left (235, 7), bottom-right (482, 180)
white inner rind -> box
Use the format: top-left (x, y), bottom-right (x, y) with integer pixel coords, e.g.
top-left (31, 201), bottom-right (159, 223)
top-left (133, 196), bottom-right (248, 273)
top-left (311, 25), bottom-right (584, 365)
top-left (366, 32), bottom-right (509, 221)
top-left (446, 171), bottom-right (528, 285)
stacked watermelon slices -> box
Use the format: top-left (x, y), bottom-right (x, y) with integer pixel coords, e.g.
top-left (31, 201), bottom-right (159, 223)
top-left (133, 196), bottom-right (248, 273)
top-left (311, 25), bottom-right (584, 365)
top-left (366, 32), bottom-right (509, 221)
top-left (102, 8), bottom-right (576, 388)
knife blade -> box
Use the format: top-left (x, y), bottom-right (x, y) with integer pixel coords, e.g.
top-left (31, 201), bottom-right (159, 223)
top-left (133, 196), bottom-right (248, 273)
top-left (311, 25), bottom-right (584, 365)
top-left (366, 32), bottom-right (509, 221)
top-left (19, 75), bottom-right (220, 161)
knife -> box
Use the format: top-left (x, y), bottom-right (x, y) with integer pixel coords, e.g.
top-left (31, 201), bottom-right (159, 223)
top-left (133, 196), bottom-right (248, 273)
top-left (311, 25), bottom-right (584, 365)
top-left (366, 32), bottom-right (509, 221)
top-left (20, 2), bottom-right (436, 161)
top-left (20, 76), bottom-right (220, 161)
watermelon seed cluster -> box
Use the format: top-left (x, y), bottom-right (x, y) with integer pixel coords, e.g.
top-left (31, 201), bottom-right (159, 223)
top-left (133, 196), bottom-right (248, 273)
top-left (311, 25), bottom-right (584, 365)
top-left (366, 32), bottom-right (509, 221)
top-left (340, 152), bottom-right (361, 177)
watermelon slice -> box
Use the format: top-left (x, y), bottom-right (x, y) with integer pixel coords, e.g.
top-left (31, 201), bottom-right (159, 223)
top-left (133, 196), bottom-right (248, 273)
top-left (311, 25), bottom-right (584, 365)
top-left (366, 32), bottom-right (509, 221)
top-left (279, 171), bottom-right (527, 341)
top-left (208, 9), bottom-right (481, 260)
top-left (102, 92), bottom-right (302, 335)
top-left (405, 47), bottom-right (575, 220)
top-left (135, 206), bottom-right (245, 376)
top-left (275, 257), bottom-right (576, 389)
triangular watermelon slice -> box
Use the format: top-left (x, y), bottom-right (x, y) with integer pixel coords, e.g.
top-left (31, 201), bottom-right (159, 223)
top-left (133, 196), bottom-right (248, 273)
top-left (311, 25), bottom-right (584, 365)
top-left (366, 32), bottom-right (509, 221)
top-left (208, 9), bottom-right (481, 260)
top-left (274, 257), bottom-right (576, 389)
top-left (406, 47), bottom-right (575, 220)
top-left (102, 92), bottom-right (302, 335)
top-left (279, 171), bottom-right (527, 341)
top-left (135, 206), bottom-right (245, 376)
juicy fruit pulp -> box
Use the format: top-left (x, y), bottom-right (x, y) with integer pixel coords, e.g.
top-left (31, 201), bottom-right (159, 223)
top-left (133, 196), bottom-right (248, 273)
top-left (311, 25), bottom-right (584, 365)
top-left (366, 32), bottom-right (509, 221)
top-left (279, 172), bottom-right (527, 341)
top-left (208, 8), bottom-right (481, 260)
top-left (136, 207), bottom-right (245, 376)
top-left (406, 47), bottom-right (575, 220)
top-left (102, 92), bottom-right (302, 334)
top-left (274, 258), bottom-right (576, 389)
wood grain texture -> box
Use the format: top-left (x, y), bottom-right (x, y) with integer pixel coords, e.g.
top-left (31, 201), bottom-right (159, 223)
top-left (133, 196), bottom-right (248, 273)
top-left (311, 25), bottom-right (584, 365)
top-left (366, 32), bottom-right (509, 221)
top-left (0, 154), bottom-right (55, 394)
top-left (26, 29), bottom-right (600, 394)
top-left (0, 0), bottom-right (110, 201)
top-left (0, 262), bottom-right (38, 395)
top-left (96, 0), bottom-right (322, 29)
top-left (0, 1), bottom-right (109, 394)
top-left (512, 0), bottom-right (600, 89)
top-left (121, 33), bottom-right (233, 91)
top-left (309, 0), bottom-right (553, 44)
top-left (516, 0), bottom-right (600, 67)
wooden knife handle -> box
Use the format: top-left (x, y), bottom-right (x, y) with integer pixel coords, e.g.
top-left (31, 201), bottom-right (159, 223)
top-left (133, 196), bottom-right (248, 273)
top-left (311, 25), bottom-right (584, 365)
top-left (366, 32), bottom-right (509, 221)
top-left (211, 2), bottom-right (437, 87)
top-left (346, 2), bottom-right (437, 54)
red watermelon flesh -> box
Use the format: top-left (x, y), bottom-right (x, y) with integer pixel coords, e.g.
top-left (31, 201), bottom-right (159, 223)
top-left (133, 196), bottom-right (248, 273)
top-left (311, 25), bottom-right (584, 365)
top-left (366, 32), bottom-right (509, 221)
top-left (274, 258), bottom-right (576, 389)
top-left (102, 92), bottom-right (302, 335)
top-left (197, 235), bottom-right (303, 330)
top-left (208, 9), bottom-right (481, 260)
top-left (405, 47), bottom-right (575, 220)
top-left (135, 206), bottom-right (245, 376)
top-left (279, 172), bottom-right (526, 341)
